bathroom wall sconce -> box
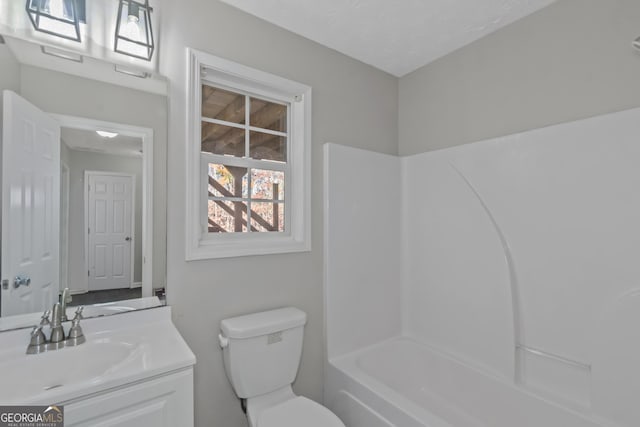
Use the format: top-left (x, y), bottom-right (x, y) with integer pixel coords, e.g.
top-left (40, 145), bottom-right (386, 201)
top-left (114, 0), bottom-right (154, 61)
top-left (114, 64), bottom-right (151, 79)
top-left (41, 45), bottom-right (83, 62)
top-left (633, 36), bottom-right (640, 52)
top-left (25, 0), bottom-right (84, 42)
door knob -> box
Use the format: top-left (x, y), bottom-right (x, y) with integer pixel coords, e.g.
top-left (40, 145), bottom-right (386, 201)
top-left (14, 275), bottom-right (31, 288)
top-left (125, 236), bottom-right (131, 241)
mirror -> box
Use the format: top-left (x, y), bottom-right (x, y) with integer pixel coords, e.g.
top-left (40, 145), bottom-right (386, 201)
top-left (0, 35), bottom-right (168, 331)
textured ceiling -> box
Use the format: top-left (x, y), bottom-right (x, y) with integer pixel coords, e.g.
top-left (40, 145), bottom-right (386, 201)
top-left (221, 0), bottom-right (557, 77)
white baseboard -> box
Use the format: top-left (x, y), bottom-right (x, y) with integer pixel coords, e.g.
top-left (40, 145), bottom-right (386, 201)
top-left (131, 282), bottom-right (142, 288)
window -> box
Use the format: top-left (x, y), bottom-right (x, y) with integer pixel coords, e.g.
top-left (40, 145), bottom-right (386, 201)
top-left (202, 86), bottom-right (287, 234)
top-left (186, 49), bottom-right (311, 260)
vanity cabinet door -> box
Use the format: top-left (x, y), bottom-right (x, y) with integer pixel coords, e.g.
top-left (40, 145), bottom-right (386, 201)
top-left (63, 368), bottom-right (194, 427)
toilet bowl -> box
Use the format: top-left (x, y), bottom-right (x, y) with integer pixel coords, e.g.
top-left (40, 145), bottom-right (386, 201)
top-left (247, 385), bottom-right (343, 427)
top-left (258, 396), bottom-right (344, 427)
top-left (219, 307), bottom-right (345, 427)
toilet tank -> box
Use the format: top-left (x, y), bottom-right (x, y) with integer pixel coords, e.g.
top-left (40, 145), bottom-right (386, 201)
top-left (219, 307), bottom-right (307, 398)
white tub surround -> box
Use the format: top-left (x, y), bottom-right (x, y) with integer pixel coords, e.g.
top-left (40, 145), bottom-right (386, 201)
top-left (0, 306), bottom-right (195, 426)
top-left (324, 107), bottom-right (640, 427)
top-left (324, 144), bottom-right (402, 359)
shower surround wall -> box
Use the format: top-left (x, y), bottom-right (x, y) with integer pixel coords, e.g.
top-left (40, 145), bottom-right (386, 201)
top-left (324, 107), bottom-right (640, 427)
top-left (324, 145), bottom-right (402, 359)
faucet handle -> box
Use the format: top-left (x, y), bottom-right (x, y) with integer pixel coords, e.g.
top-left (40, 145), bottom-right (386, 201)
top-left (40, 310), bottom-right (50, 326)
top-left (30, 326), bottom-right (46, 346)
top-left (67, 308), bottom-right (86, 346)
top-left (26, 326), bottom-right (47, 354)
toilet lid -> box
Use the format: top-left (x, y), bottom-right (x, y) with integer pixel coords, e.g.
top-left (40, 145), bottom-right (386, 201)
top-left (257, 397), bottom-right (345, 427)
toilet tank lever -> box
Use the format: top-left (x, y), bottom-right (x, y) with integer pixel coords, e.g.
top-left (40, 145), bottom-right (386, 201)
top-left (218, 333), bottom-right (229, 349)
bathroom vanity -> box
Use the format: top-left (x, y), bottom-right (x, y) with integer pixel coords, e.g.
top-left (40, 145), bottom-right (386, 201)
top-left (0, 306), bottom-right (195, 426)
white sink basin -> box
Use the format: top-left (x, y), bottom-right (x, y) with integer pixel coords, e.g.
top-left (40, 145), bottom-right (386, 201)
top-left (0, 307), bottom-right (195, 405)
top-left (0, 340), bottom-right (140, 403)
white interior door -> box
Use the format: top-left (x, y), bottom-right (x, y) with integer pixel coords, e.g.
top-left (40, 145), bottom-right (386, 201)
top-left (87, 172), bottom-right (134, 291)
top-left (1, 90), bottom-right (60, 317)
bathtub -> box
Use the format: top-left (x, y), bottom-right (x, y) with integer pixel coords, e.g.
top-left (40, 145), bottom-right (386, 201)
top-left (325, 337), bottom-right (609, 427)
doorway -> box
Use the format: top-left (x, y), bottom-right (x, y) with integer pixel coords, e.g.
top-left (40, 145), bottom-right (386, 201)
top-left (53, 114), bottom-right (154, 299)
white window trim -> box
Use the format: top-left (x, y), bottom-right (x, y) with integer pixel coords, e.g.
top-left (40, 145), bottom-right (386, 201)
top-left (185, 48), bottom-right (312, 260)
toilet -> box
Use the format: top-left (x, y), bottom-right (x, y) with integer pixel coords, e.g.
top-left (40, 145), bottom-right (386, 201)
top-left (219, 307), bottom-right (345, 427)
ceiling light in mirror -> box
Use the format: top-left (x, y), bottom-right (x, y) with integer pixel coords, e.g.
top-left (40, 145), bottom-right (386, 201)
top-left (96, 130), bottom-right (119, 138)
top-left (26, 0), bottom-right (84, 42)
top-left (114, 0), bottom-right (154, 61)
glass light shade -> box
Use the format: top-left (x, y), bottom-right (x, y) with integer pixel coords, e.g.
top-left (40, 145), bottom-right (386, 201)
top-left (96, 131), bottom-right (119, 138)
top-left (114, 0), bottom-right (154, 61)
top-left (25, 0), bottom-right (82, 42)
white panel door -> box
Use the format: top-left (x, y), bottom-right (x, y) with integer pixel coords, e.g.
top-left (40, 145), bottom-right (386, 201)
top-left (1, 90), bottom-right (60, 316)
top-left (87, 173), bottom-right (134, 291)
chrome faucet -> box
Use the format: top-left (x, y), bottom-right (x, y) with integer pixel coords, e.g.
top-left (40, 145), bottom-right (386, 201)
top-left (49, 303), bottom-right (65, 344)
top-left (26, 305), bottom-right (85, 355)
top-left (60, 288), bottom-right (72, 322)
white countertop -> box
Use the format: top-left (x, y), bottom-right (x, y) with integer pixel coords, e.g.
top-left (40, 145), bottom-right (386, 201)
top-left (0, 306), bottom-right (196, 405)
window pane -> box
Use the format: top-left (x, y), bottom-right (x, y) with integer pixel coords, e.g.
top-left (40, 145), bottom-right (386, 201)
top-left (201, 122), bottom-right (245, 157)
top-left (249, 131), bottom-right (286, 162)
top-left (202, 85), bottom-right (245, 124)
top-left (250, 202), bottom-right (285, 232)
top-left (251, 169), bottom-right (284, 200)
top-left (250, 97), bottom-right (287, 133)
top-left (208, 200), bottom-right (247, 233)
top-left (208, 164), bottom-right (248, 198)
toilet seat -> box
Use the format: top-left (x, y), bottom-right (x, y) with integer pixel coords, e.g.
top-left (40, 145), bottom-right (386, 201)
top-left (257, 396), bottom-right (345, 427)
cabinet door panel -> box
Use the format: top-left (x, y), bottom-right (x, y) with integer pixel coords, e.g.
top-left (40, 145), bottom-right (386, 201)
top-left (64, 369), bottom-right (193, 427)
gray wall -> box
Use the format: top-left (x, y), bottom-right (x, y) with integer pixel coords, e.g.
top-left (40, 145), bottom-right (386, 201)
top-left (63, 147), bottom-right (143, 291)
top-left (0, 44), bottom-right (20, 93)
top-left (0, 44), bottom-right (20, 145)
top-left (399, 0), bottom-right (640, 155)
top-left (158, 1), bottom-right (398, 426)
top-left (19, 65), bottom-right (168, 289)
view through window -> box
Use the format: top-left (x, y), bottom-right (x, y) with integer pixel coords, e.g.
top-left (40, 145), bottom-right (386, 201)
top-left (201, 85), bottom-right (288, 233)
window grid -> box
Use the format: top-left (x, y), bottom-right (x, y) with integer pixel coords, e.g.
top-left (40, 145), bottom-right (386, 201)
top-left (206, 166), bottom-right (285, 233)
top-left (201, 84), bottom-right (290, 234)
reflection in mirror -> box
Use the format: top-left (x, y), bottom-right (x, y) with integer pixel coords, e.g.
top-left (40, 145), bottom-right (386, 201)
top-left (0, 35), bottom-right (167, 331)
top-left (59, 123), bottom-right (148, 303)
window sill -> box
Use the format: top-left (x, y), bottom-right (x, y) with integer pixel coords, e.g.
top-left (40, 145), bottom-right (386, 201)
top-left (185, 235), bottom-right (311, 260)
